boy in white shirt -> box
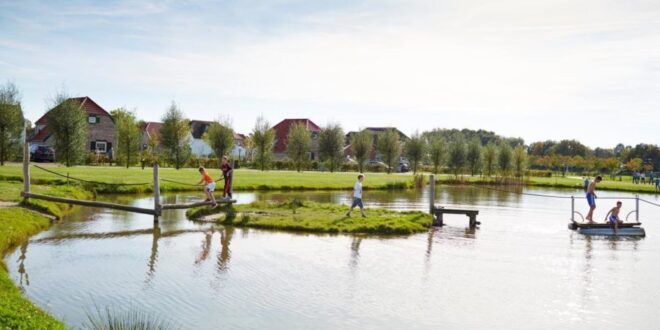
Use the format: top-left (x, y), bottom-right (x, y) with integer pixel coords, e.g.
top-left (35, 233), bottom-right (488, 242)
top-left (346, 174), bottom-right (366, 218)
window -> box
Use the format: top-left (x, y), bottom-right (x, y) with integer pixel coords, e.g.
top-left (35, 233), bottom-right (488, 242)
top-left (88, 115), bottom-right (99, 124)
top-left (95, 141), bottom-right (107, 153)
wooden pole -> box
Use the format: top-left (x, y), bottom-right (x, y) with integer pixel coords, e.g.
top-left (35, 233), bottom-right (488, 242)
top-left (429, 174), bottom-right (435, 214)
top-left (635, 194), bottom-right (639, 222)
top-left (21, 192), bottom-right (157, 215)
top-left (571, 196), bottom-right (574, 222)
top-left (22, 126), bottom-right (30, 198)
top-left (153, 162), bottom-right (161, 218)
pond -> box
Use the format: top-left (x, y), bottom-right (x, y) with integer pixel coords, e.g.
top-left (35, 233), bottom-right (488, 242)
top-left (5, 186), bottom-right (660, 329)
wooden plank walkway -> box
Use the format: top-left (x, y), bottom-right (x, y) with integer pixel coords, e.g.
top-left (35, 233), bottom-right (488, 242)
top-left (22, 192), bottom-right (158, 215)
top-left (432, 206), bottom-right (480, 228)
top-left (161, 200), bottom-right (236, 210)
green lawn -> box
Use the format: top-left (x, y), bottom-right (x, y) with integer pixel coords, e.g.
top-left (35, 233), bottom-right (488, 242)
top-left (187, 200), bottom-right (433, 235)
top-left (0, 208), bottom-right (67, 329)
top-left (0, 162), bottom-right (413, 193)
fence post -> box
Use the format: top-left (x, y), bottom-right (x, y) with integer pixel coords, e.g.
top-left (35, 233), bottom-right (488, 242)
top-left (153, 162), bottom-right (161, 220)
top-left (22, 126), bottom-right (30, 198)
top-left (571, 196), bottom-right (574, 222)
top-left (429, 174), bottom-right (435, 214)
top-left (636, 194), bottom-right (639, 222)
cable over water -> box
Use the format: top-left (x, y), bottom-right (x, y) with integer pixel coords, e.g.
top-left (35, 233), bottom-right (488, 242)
top-left (32, 165), bottom-right (151, 186)
top-left (160, 177), bottom-right (225, 186)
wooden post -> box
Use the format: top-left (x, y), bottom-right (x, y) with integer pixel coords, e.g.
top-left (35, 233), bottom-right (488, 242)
top-left (429, 175), bottom-right (435, 214)
top-left (571, 195), bottom-right (574, 222)
top-left (153, 162), bottom-right (161, 219)
top-left (22, 126), bottom-right (30, 198)
top-left (635, 194), bottom-right (639, 222)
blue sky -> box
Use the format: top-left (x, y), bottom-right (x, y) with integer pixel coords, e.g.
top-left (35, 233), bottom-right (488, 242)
top-left (1, 0), bottom-right (658, 148)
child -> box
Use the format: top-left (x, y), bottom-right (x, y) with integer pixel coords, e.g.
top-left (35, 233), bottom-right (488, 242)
top-left (604, 201), bottom-right (624, 233)
top-left (197, 167), bottom-right (217, 208)
top-left (585, 175), bottom-right (602, 223)
top-left (220, 156), bottom-right (233, 201)
top-left (346, 174), bottom-right (366, 218)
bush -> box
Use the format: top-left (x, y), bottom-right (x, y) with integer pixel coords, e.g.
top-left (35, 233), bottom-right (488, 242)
top-left (340, 163), bottom-right (358, 172)
top-left (525, 170), bottom-right (552, 177)
top-left (366, 164), bottom-right (384, 173)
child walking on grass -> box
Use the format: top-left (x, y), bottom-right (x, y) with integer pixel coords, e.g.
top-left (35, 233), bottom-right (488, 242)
top-left (346, 174), bottom-right (366, 218)
top-left (198, 166), bottom-right (217, 208)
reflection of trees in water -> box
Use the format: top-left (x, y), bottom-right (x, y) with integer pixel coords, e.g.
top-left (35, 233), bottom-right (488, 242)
top-left (441, 185), bottom-right (522, 206)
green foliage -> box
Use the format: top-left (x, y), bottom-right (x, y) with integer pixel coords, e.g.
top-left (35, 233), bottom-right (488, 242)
top-left (0, 208), bottom-right (67, 329)
top-left (422, 128), bottom-right (523, 148)
top-left (512, 145), bottom-right (527, 178)
top-left (447, 135), bottom-right (466, 177)
top-left (186, 200), bottom-right (432, 235)
top-left (498, 143), bottom-right (513, 177)
top-left (82, 306), bottom-right (180, 330)
top-left (0, 82), bottom-right (24, 166)
top-left (251, 116), bottom-right (275, 171)
top-left (112, 108), bottom-right (141, 168)
top-left (350, 130), bottom-right (372, 173)
top-left (318, 123), bottom-right (345, 173)
top-left (46, 93), bottom-right (88, 167)
top-left (159, 102), bottom-right (191, 169)
top-left (428, 136), bottom-right (447, 175)
top-left (377, 129), bottom-right (400, 174)
top-left (204, 121), bottom-right (235, 168)
top-left (482, 142), bottom-right (497, 177)
top-left (286, 122), bottom-right (311, 172)
top-left (405, 131), bottom-right (426, 174)
top-left (466, 138), bottom-right (482, 176)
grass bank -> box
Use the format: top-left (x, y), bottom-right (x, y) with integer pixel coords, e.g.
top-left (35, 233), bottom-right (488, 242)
top-left (0, 180), bottom-right (92, 218)
top-left (435, 175), bottom-right (658, 194)
top-left (0, 163), bottom-right (413, 194)
top-left (0, 207), bottom-right (67, 329)
top-left (186, 200), bottom-right (432, 235)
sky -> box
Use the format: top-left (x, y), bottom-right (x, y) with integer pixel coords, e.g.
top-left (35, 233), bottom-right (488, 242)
top-left (0, 0), bottom-right (658, 148)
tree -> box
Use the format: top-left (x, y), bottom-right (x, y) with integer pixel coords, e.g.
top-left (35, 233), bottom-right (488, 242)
top-left (466, 138), bottom-right (482, 176)
top-left (603, 158), bottom-right (620, 179)
top-left (144, 133), bottom-right (160, 164)
top-left (0, 82), bottom-right (24, 166)
top-left (553, 139), bottom-right (589, 157)
top-left (405, 131), bottom-right (426, 174)
top-left (625, 158), bottom-right (642, 172)
top-left (350, 130), bottom-right (372, 173)
top-left (205, 120), bottom-right (235, 167)
top-left (447, 135), bottom-right (466, 177)
top-left (251, 116), bottom-right (275, 171)
top-left (159, 102), bottom-right (191, 169)
top-left (46, 93), bottom-right (88, 167)
top-left (318, 123), bottom-right (345, 173)
top-left (512, 145), bottom-right (527, 178)
top-left (286, 122), bottom-right (311, 172)
top-left (428, 136), bottom-right (447, 175)
top-left (111, 108), bottom-right (140, 168)
top-left (498, 143), bottom-right (513, 177)
top-left (482, 142), bottom-right (497, 177)
top-left (376, 128), bottom-right (400, 174)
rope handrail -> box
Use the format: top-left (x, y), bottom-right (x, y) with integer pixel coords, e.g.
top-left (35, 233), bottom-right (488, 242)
top-left (465, 181), bottom-right (652, 202)
top-left (32, 165), bottom-right (151, 186)
top-left (160, 176), bottom-right (225, 186)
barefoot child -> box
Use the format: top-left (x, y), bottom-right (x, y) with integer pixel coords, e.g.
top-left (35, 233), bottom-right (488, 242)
top-left (346, 174), bottom-right (366, 218)
top-left (197, 167), bottom-right (217, 208)
top-left (220, 156), bottom-right (233, 201)
top-left (585, 175), bottom-right (602, 223)
top-left (604, 201), bottom-right (623, 233)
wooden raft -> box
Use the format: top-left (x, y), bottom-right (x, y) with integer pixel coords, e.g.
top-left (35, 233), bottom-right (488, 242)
top-left (432, 206), bottom-right (480, 228)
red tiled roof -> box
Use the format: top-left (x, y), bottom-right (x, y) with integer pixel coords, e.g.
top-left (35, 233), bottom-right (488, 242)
top-left (34, 96), bottom-right (112, 125)
top-left (272, 119), bottom-right (321, 153)
top-left (28, 127), bottom-right (51, 143)
top-left (143, 122), bottom-right (163, 139)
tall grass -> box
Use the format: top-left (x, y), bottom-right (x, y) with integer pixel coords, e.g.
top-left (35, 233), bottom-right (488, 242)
top-left (82, 306), bottom-right (180, 330)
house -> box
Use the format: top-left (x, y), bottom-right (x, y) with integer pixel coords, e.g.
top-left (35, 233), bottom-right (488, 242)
top-left (29, 96), bottom-right (116, 155)
top-left (272, 119), bottom-right (321, 160)
top-left (139, 121), bottom-right (163, 151)
top-left (345, 127), bottom-right (409, 162)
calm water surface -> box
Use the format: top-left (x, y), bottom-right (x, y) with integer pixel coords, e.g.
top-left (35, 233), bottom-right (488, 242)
top-left (6, 186), bottom-right (660, 329)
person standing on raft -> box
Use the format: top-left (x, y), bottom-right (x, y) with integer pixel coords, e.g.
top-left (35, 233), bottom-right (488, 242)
top-left (585, 175), bottom-right (602, 223)
top-left (220, 156), bottom-right (233, 201)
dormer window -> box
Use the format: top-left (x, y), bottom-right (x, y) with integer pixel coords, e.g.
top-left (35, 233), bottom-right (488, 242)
top-left (88, 115), bottom-right (100, 124)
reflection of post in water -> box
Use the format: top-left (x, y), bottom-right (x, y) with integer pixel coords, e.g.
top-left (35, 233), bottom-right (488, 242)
top-left (580, 236), bottom-right (594, 307)
top-left (195, 228), bottom-right (215, 265)
top-left (217, 226), bottom-right (235, 273)
top-left (17, 242), bottom-right (29, 287)
top-left (146, 221), bottom-right (161, 280)
top-left (349, 237), bottom-right (362, 270)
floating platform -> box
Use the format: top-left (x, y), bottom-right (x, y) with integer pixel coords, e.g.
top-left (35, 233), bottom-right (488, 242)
top-left (568, 221), bottom-right (645, 237)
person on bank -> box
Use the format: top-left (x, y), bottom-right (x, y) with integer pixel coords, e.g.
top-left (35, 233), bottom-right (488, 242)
top-left (585, 175), bottom-right (602, 223)
top-left (346, 174), bottom-right (366, 218)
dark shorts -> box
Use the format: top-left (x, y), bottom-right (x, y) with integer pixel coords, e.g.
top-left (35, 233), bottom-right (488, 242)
top-left (586, 193), bottom-right (596, 208)
top-left (350, 198), bottom-right (364, 209)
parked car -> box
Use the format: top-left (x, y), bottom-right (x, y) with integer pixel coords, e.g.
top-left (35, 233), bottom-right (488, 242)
top-left (30, 145), bottom-right (55, 162)
top-left (398, 162), bottom-right (410, 173)
top-left (368, 160), bottom-right (390, 171)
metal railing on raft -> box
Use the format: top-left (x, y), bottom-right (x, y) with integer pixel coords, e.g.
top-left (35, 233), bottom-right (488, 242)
top-left (571, 195), bottom-right (642, 222)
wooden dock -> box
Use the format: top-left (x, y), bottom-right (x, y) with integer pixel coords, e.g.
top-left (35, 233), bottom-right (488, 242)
top-left (428, 175), bottom-right (481, 228)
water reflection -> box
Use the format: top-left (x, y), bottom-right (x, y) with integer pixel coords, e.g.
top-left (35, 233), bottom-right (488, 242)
top-left (146, 221), bottom-right (161, 283)
top-left (217, 226), bottom-right (234, 273)
top-left (17, 243), bottom-right (29, 288)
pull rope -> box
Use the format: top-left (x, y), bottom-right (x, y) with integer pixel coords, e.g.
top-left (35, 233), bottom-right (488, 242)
top-left (32, 165), bottom-right (151, 186)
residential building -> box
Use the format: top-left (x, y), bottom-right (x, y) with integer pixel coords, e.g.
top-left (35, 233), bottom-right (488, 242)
top-left (29, 96), bottom-right (116, 155)
top-left (272, 119), bottom-right (321, 160)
